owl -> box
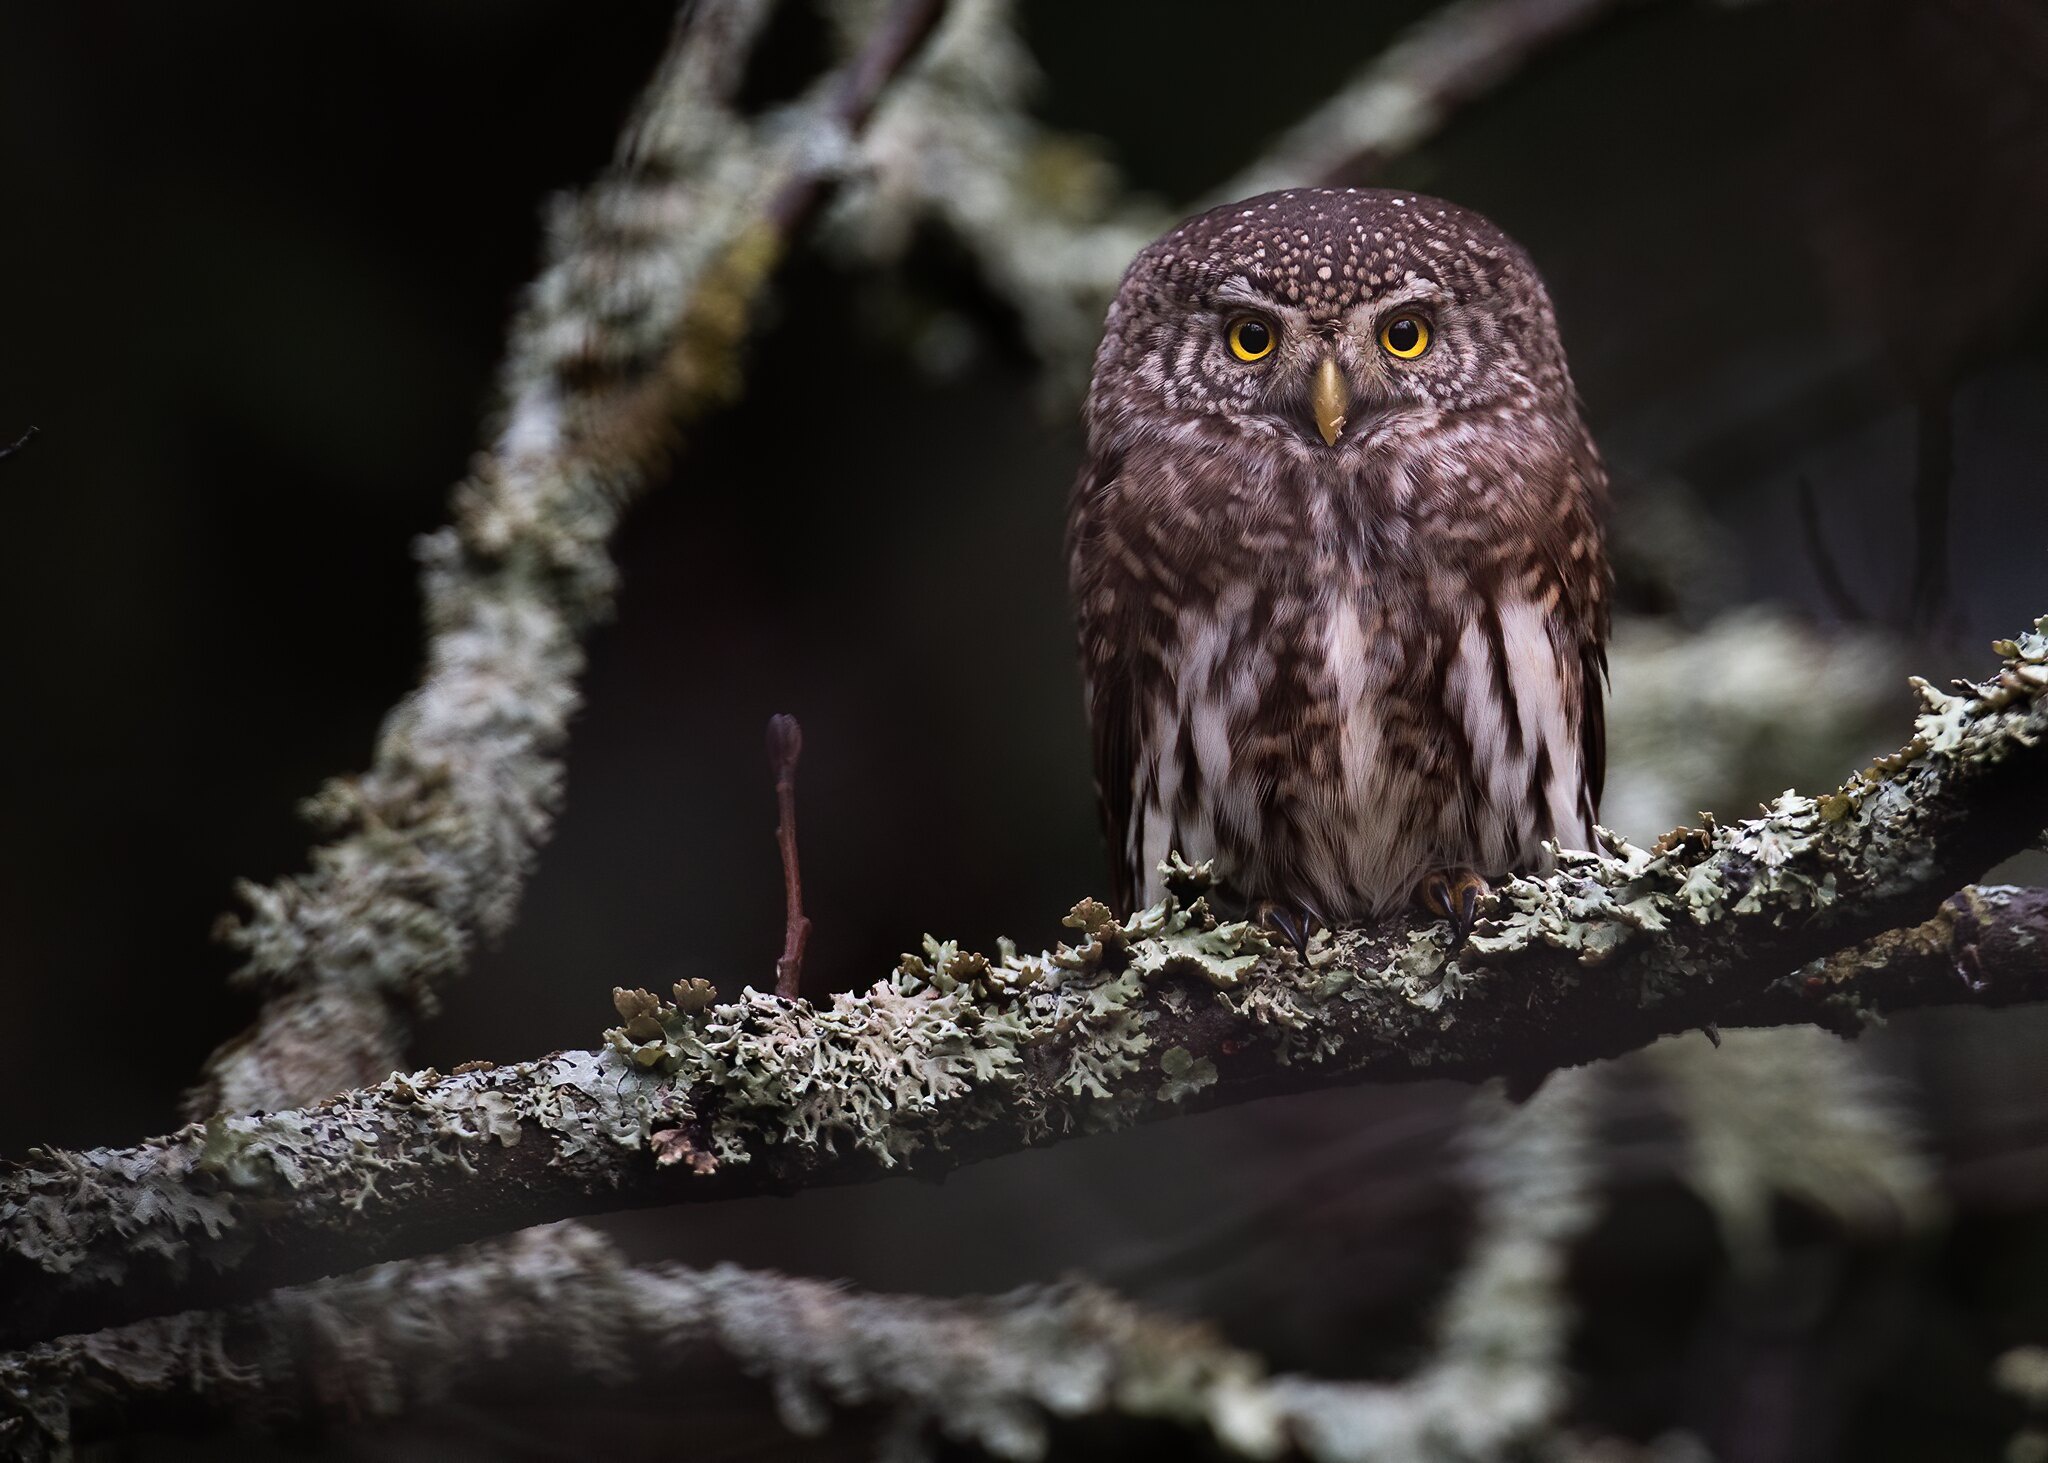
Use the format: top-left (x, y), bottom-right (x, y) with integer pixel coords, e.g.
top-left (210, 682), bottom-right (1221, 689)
top-left (1066, 188), bottom-right (1608, 949)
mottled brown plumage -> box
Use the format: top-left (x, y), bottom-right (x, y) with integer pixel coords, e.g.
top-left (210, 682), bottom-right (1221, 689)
top-left (1067, 188), bottom-right (1608, 930)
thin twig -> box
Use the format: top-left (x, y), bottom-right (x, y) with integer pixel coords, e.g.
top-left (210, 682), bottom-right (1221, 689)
top-left (0, 1220), bottom-right (1539, 1463)
top-left (0, 426), bottom-right (38, 463)
top-left (1906, 390), bottom-right (1955, 632)
top-left (1794, 475), bottom-right (1872, 622)
top-left (767, 713), bottom-right (811, 998)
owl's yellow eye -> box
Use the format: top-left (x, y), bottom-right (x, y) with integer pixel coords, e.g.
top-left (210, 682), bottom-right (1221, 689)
top-left (1227, 316), bottom-right (1276, 362)
top-left (1379, 314), bottom-right (1430, 360)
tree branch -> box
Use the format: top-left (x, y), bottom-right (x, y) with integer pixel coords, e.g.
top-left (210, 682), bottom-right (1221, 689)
top-left (4, 622), bottom-right (2044, 1349)
top-left (1734, 882), bottom-right (2048, 1030)
top-left (0, 1080), bottom-right (1601, 1463)
top-left (0, 1225), bottom-right (1274, 1462)
top-left (1211, 0), bottom-right (1634, 200)
top-left (829, 0), bottom-right (1637, 387)
top-left (183, 0), bottom-right (940, 1121)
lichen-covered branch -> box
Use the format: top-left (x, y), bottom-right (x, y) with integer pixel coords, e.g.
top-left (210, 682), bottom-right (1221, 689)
top-left (4, 623), bottom-right (2043, 1349)
top-left (0, 1226), bottom-right (1270, 1463)
top-left (1267, 1074), bottom-right (1602, 1459)
top-left (2, 1087), bottom-right (1597, 1463)
top-left (184, 0), bottom-right (939, 1120)
top-left (1730, 882), bottom-right (2048, 1035)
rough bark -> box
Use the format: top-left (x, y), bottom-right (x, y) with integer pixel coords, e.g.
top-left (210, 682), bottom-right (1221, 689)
top-left (4, 623), bottom-right (2044, 1349)
top-left (182, 0), bottom-right (935, 1121)
top-left (0, 1227), bottom-right (1274, 1463)
top-left (0, 1080), bottom-right (1597, 1463)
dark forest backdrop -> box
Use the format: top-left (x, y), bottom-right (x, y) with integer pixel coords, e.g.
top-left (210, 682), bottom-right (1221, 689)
top-left (2, 2), bottom-right (2047, 1458)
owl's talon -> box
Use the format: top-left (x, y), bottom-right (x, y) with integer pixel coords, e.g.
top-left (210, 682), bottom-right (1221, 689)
top-left (1416, 870), bottom-right (1491, 953)
top-left (1252, 899), bottom-right (1321, 960)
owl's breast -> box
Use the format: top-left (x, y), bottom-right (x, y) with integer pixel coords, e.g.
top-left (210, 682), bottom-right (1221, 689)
top-left (1131, 565), bottom-right (1593, 918)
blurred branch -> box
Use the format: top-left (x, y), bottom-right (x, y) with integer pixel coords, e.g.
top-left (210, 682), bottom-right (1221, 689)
top-left (1906, 390), bottom-right (1955, 631)
top-left (5, 622), bottom-right (2045, 1349)
top-left (1272, 1075), bottom-right (1602, 1458)
top-left (1211, 0), bottom-right (1635, 200)
top-left (2, 1086), bottom-right (1601, 1463)
top-left (1795, 476), bottom-right (1874, 623)
top-left (831, 0), bottom-right (1636, 386)
top-left (1601, 608), bottom-right (1906, 842)
top-left (828, 0), bottom-right (1166, 378)
top-left (0, 1226), bottom-right (1278, 1463)
top-left (0, 426), bottom-right (36, 463)
top-left (183, 0), bottom-right (942, 1121)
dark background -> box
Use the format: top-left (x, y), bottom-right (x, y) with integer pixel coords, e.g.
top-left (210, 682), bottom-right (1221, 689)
top-left (2, 2), bottom-right (2046, 1458)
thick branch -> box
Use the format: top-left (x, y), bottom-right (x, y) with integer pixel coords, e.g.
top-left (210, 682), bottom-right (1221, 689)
top-left (3, 624), bottom-right (2044, 1349)
top-left (1, 1082), bottom-right (1599, 1463)
top-left (0, 1226), bottom-right (1274, 1462)
top-left (1733, 883), bottom-right (2048, 1031)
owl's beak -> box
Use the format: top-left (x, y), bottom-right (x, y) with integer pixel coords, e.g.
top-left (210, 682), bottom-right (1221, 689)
top-left (1311, 353), bottom-right (1349, 446)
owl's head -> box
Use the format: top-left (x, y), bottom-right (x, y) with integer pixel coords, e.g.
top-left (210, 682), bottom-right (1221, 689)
top-left (1086, 189), bottom-right (1575, 456)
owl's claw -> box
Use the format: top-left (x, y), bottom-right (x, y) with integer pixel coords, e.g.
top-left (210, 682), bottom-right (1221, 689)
top-left (1252, 898), bottom-right (1324, 960)
top-left (1416, 870), bottom-right (1491, 953)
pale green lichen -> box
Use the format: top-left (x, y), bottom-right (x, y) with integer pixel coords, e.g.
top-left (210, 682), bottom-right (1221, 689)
top-left (588, 860), bottom-right (1293, 1165)
top-left (1156, 1046), bottom-right (1218, 1104)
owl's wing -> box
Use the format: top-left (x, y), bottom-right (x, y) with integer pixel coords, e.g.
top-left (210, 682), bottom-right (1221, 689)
top-left (1066, 452), bottom-right (1141, 915)
top-left (1085, 656), bottom-right (1141, 916)
top-left (1579, 634), bottom-right (1608, 820)
top-left (1563, 449), bottom-right (1611, 833)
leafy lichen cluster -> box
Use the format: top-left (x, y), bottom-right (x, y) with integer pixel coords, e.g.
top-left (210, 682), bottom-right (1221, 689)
top-left (596, 858), bottom-right (1281, 1171)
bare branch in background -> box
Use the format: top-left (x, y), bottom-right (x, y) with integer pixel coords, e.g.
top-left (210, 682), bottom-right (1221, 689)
top-left (4, 622), bottom-right (2043, 1349)
top-left (1906, 391), bottom-right (1956, 631)
top-left (0, 426), bottom-right (36, 463)
top-left (1212, 0), bottom-right (1634, 200)
top-left (1, 1085), bottom-right (1604, 1463)
top-left (1795, 476), bottom-right (1875, 624)
top-left (183, 0), bottom-right (945, 1122)
top-left (829, 0), bottom-right (1638, 387)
